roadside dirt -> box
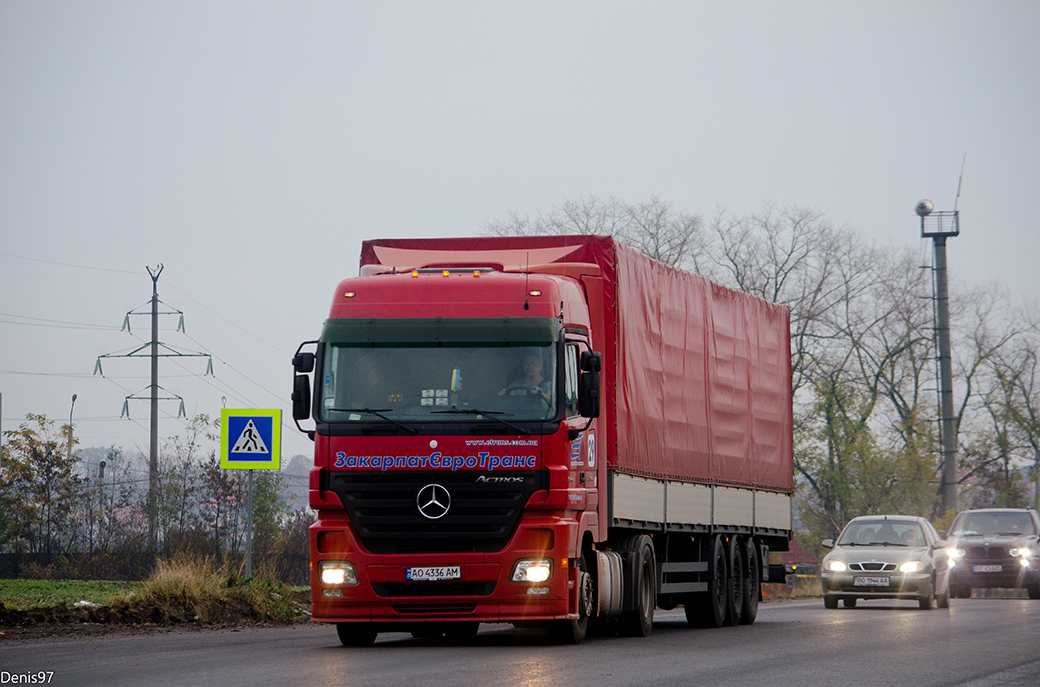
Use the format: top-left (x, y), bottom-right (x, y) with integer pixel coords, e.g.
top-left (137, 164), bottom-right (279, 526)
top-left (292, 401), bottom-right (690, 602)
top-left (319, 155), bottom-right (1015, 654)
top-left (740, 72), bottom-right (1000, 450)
top-left (0, 591), bottom-right (312, 642)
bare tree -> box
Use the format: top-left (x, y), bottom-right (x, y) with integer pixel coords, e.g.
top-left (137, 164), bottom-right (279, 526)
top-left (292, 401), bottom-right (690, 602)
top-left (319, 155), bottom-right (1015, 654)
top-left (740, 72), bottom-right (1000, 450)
top-left (483, 195), bottom-right (704, 269)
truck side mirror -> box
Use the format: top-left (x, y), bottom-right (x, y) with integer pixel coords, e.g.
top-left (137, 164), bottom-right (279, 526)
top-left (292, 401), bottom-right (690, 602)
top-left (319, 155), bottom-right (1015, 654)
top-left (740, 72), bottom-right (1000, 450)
top-left (580, 351), bottom-right (602, 373)
top-left (292, 374), bottom-right (312, 421)
top-left (578, 351), bottom-right (602, 419)
top-left (293, 351), bottom-right (315, 373)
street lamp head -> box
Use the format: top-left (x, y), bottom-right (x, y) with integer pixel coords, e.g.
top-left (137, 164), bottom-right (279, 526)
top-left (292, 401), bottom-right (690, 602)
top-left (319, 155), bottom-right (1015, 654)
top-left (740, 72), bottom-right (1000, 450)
top-left (915, 199), bottom-right (934, 217)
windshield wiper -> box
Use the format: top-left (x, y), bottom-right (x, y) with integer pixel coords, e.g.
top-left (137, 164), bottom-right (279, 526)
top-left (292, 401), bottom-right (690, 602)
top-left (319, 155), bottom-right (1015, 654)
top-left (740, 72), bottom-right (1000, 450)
top-left (871, 541), bottom-right (907, 547)
top-left (432, 408), bottom-right (530, 435)
top-left (338, 408), bottom-right (417, 435)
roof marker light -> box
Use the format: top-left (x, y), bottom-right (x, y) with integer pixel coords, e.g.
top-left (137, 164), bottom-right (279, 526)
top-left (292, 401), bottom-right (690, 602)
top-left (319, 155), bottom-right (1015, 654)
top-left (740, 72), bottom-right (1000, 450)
top-left (473, 270), bottom-right (480, 278)
top-left (343, 291), bottom-right (356, 298)
top-left (442, 270), bottom-right (450, 278)
top-left (528, 290), bottom-right (542, 297)
top-left (411, 271), bottom-right (419, 278)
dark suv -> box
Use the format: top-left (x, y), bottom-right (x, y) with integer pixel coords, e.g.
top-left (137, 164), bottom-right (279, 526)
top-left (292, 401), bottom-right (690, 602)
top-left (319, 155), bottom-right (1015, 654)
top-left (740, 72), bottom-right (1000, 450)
top-left (946, 508), bottom-right (1040, 599)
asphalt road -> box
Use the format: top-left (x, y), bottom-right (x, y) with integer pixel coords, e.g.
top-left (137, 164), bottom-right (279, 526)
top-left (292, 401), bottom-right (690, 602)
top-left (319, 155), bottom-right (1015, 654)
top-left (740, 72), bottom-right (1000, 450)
top-left (2, 598), bottom-right (1039, 687)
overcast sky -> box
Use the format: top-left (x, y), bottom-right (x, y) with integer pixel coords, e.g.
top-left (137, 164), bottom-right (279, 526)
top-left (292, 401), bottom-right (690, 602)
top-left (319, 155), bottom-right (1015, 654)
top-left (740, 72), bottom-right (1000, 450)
top-left (2, 1), bottom-right (1038, 463)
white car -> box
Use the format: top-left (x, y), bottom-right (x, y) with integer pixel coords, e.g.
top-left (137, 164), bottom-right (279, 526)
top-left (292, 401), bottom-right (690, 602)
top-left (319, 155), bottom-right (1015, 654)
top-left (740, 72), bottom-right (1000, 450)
top-left (821, 515), bottom-right (950, 610)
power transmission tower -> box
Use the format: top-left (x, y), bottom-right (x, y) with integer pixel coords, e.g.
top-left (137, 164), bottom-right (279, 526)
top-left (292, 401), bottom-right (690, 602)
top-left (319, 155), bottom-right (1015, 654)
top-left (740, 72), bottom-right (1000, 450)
top-left (94, 265), bottom-right (213, 551)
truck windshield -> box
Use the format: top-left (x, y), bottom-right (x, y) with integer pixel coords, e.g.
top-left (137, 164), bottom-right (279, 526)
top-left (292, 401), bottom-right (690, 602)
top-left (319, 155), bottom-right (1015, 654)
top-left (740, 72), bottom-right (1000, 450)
top-left (318, 318), bottom-right (560, 424)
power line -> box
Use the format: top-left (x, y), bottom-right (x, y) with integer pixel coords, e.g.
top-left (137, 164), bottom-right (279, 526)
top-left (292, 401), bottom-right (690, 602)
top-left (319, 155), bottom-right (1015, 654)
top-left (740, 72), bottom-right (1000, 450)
top-left (0, 250), bottom-right (140, 275)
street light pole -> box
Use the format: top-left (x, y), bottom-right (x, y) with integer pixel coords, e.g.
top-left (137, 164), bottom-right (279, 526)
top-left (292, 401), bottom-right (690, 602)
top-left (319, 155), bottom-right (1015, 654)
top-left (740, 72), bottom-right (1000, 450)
top-left (918, 199), bottom-right (960, 518)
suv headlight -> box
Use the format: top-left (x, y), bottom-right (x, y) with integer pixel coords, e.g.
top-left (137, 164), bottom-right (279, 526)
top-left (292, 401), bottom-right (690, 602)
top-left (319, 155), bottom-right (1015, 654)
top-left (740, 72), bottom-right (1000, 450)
top-left (511, 558), bottom-right (553, 583)
top-left (946, 547), bottom-right (965, 560)
top-left (899, 560), bottom-right (925, 573)
top-left (1010, 547), bottom-right (1036, 559)
top-left (319, 560), bottom-right (359, 586)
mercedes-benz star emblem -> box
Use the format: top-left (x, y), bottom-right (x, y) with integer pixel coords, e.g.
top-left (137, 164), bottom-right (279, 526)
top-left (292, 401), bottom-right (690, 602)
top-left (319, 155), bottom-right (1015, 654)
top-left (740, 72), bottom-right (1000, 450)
top-left (416, 484), bottom-right (451, 520)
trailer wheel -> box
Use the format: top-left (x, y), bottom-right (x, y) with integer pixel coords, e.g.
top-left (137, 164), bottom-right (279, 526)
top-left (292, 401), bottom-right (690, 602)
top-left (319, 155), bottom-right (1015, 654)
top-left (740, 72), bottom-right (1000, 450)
top-left (618, 534), bottom-right (656, 637)
top-left (685, 535), bottom-right (728, 628)
top-left (725, 536), bottom-right (745, 626)
top-left (336, 623), bottom-right (377, 647)
top-left (739, 537), bottom-right (760, 625)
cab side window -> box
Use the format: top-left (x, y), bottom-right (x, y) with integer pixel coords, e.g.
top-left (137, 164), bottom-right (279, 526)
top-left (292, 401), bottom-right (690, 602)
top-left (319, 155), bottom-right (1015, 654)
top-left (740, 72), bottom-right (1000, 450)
top-left (564, 343), bottom-right (580, 418)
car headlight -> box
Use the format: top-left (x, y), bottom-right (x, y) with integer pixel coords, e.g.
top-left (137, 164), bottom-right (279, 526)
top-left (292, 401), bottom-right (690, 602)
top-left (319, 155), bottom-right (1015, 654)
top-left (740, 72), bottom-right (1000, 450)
top-left (1010, 547), bottom-right (1036, 559)
top-left (946, 547), bottom-right (965, 560)
top-left (319, 560), bottom-right (359, 586)
top-left (824, 560), bottom-right (847, 572)
top-left (899, 560), bottom-right (925, 573)
top-left (511, 558), bottom-right (553, 583)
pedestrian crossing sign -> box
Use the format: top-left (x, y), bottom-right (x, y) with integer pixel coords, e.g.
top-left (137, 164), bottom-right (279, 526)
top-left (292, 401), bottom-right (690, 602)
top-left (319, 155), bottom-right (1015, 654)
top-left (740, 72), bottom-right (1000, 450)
top-left (221, 408), bottom-right (281, 470)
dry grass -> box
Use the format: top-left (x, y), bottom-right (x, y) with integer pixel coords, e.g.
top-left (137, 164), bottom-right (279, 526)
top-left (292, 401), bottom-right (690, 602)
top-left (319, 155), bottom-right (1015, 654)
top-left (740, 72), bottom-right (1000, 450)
top-left (122, 555), bottom-right (301, 623)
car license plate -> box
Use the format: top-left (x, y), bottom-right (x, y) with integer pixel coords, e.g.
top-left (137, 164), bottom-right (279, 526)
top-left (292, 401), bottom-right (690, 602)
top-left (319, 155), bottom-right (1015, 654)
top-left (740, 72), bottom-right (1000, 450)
top-left (853, 576), bottom-right (890, 586)
top-left (973, 564), bottom-right (1002, 573)
top-left (406, 566), bottom-right (461, 582)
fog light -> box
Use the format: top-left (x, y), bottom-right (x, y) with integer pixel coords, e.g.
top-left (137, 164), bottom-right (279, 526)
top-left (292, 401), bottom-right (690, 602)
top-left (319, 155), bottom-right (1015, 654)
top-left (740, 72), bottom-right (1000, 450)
top-left (319, 560), bottom-right (359, 586)
top-left (512, 559), bottom-right (553, 583)
top-left (322, 589), bottom-right (344, 598)
top-left (526, 587), bottom-right (551, 595)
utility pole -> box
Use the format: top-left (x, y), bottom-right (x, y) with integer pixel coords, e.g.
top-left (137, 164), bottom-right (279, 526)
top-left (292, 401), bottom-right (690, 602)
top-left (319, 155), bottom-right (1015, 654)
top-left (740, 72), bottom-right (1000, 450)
top-left (94, 265), bottom-right (213, 552)
top-left (67, 393), bottom-right (77, 463)
top-left (918, 199), bottom-right (960, 517)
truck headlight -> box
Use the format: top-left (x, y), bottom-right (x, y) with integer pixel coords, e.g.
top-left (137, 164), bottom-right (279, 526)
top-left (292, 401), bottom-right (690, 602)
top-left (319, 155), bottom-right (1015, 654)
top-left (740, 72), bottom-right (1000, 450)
top-left (319, 560), bottom-right (359, 586)
top-left (899, 560), bottom-right (925, 573)
top-left (824, 560), bottom-right (847, 572)
top-left (511, 558), bottom-right (553, 583)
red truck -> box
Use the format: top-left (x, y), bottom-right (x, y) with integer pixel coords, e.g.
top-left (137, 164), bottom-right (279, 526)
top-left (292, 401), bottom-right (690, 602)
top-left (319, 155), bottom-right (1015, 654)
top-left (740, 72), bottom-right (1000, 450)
top-left (292, 235), bottom-right (793, 645)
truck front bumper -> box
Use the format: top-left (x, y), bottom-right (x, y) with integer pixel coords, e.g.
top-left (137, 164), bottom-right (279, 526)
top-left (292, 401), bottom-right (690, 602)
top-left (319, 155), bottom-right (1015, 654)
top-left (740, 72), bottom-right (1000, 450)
top-left (310, 514), bottom-right (582, 625)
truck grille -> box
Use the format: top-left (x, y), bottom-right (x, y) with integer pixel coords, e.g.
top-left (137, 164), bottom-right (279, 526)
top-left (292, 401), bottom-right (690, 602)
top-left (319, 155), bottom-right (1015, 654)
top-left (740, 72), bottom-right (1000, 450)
top-left (323, 471), bottom-right (545, 554)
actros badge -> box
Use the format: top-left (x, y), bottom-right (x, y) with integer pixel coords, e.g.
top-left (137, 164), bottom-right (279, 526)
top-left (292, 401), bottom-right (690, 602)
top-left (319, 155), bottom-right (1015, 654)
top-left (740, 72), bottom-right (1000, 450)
top-left (416, 483), bottom-right (451, 520)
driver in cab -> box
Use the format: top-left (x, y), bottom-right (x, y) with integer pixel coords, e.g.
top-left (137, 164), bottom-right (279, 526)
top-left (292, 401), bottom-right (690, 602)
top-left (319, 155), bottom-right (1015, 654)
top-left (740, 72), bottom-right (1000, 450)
top-left (499, 352), bottom-right (550, 404)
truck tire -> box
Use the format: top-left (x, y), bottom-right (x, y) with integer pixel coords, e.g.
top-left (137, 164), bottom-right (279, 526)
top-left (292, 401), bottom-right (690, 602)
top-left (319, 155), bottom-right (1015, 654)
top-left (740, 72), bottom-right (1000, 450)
top-left (618, 534), bottom-right (656, 637)
top-left (739, 537), bottom-right (760, 625)
top-left (548, 552), bottom-right (592, 644)
top-left (725, 536), bottom-right (745, 626)
top-left (337, 623), bottom-right (377, 647)
top-left (685, 535), bottom-right (728, 628)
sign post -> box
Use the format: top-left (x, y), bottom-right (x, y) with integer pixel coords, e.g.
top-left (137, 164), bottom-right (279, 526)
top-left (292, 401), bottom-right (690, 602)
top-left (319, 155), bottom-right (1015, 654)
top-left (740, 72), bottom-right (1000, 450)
top-left (221, 409), bottom-right (282, 579)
